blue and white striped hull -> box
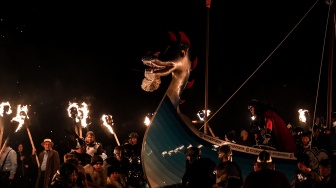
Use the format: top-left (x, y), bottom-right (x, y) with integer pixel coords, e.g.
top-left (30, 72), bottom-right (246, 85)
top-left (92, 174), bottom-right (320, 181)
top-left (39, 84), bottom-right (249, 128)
top-left (142, 96), bottom-right (297, 188)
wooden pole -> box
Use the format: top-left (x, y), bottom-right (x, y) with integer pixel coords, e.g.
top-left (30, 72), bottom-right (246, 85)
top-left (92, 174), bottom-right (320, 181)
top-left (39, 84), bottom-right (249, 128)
top-left (0, 126), bottom-right (3, 149)
top-left (110, 123), bottom-right (120, 146)
top-left (113, 132), bottom-right (120, 146)
top-left (327, 0), bottom-right (335, 129)
top-left (26, 127), bottom-right (40, 168)
top-left (73, 118), bottom-right (81, 138)
top-left (79, 126), bottom-right (82, 138)
top-left (204, 0), bottom-right (210, 135)
top-left (0, 137), bottom-right (9, 154)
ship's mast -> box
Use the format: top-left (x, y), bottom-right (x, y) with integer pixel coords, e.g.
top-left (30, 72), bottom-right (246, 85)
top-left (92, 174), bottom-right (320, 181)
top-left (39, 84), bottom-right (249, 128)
top-left (327, 0), bottom-right (335, 129)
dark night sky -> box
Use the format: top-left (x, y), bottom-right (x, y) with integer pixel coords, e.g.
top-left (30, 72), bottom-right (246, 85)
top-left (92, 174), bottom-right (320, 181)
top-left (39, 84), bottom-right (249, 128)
top-left (0, 0), bottom-right (333, 155)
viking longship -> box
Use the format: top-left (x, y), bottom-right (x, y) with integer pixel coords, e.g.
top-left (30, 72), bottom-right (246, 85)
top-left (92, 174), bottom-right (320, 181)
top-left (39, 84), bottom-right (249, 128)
top-left (139, 0), bottom-right (334, 187)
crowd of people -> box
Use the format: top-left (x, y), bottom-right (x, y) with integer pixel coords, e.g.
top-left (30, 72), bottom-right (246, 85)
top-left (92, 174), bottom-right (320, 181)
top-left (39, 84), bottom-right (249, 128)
top-left (207, 99), bottom-right (336, 188)
top-left (181, 144), bottom-right (336, 188)
top-left (0, 130), bottom-right (147, 188)
top-left (1, 98), bottom-right (336, 188)
top-left (0, 134), bottom-right (336, 188)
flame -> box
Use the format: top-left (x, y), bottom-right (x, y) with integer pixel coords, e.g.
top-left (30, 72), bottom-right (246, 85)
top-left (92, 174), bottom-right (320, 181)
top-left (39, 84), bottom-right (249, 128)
top-left (298, 109), bottom-right (309, 123)
top-left (0, 102), bottom-right (12, 117)
top-left (67, 102), bottom-right (79, 120)
top-left (197, 110), bottom-right (211, 121)
top-left (101, 114), bottom-right (114, 134)
top-left (144, 116), bottom-right (150, 126)
top-left (11, 105), bottom-right (29, 132)
top-left (144, 113), bottom-right (154, 126)
top-left (67, 102), bottom-right (90, 128)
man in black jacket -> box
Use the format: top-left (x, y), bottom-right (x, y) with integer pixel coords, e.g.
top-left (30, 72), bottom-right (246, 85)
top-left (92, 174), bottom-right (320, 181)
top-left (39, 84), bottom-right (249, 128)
top-left (181, 146), bottom-right (216, 188)
top-left (213, 145), bottom-right (243, 188)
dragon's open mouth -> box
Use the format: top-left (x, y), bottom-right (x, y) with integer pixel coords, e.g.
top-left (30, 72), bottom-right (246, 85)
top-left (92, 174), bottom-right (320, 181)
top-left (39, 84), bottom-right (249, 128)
top-left (143, 60), bottom-right (173, 74)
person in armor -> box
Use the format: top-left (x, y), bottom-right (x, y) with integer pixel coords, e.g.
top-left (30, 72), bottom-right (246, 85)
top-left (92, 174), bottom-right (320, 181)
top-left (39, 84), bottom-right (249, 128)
top-left (213, 145), bottom-right (243, 188)
top-left (124, 132), bottom-right (140, 159)
top-left (248, 100), bottom-right (271, 146)
top-left (85, 131), bottom-right (104, 157)
top-left (104, 145), bottom-right (129, 187)
top-left (123, 132), bottom-right (147, 188)
top-left (243, 150), bottom-right (291, 188)
top-left (69, 137), bottom-right (92, 167)
top-left (181, 146), bottom-right (216, 188)
top-left (248, 99), bottom-right (296, 153)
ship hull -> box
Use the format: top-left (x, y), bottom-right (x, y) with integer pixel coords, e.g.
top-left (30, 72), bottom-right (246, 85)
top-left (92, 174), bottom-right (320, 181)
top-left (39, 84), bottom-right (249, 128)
top-left (142, 96), bottom-right (297, 188)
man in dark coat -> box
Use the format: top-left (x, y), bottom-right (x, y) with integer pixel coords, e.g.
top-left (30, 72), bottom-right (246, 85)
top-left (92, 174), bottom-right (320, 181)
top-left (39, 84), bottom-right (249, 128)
top-left (49, 163), bottom-right (79, 188)
top-left (317, 158), bottom-right (336, 188)
top-left (32, 138), bottom-right (60, 188)
top-left (14, 143), bottom-right (36, 188)
top-left (181, 146), bottom-right (216, 188)
top-left (213, 145), bottom-right (243, 188)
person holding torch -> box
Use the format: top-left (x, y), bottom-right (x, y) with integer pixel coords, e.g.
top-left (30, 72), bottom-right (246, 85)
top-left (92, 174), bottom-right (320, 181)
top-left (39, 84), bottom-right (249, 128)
top-left (33, 138), bottom-right (60, 188)
top-left (0, 138), bottom-right (17, 187)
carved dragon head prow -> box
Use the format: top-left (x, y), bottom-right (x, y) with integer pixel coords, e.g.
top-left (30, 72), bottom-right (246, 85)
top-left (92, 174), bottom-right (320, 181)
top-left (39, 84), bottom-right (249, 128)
top-left (141, 31), bottom-right (197, 109)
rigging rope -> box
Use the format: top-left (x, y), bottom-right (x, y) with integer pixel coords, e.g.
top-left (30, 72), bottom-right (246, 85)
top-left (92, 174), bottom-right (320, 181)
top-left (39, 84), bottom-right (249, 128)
top-left (310, 0), bottom-right (333, 148)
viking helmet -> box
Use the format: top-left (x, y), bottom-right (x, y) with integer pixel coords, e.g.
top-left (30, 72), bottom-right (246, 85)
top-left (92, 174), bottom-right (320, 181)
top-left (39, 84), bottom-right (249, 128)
top-left (218, 144), bottom-right (232, 160)
top-left (129, 132), bottom-right (138, 138)
top-left (185, 147), bottom-right (201, 157)
top-left (257, 150), bottom-right (272, 163)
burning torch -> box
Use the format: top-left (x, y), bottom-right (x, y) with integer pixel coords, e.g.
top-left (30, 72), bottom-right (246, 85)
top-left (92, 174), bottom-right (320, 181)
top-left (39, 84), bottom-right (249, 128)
top-left (144, 113), bottom-right (153, 126)
top-left (101, 114), bottom-right (120, 146)
top-left (67, 102), bottom-right (90, 138)
top-left (11, 104), bottom-right (40, 168)
top-left (0, 102), bottom-right (12, 148)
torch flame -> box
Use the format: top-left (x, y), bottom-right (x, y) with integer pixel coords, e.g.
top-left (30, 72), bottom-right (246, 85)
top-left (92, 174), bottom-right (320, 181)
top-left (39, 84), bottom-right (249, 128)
top-left (11, 105), bottom-right (29, 132)
top-left (298, 109), bottom-right (309, 123)
top-left (0, 102), bottom-right (12, 117)
top-left (101, 114), bottom-right (114, 134)
top-left (197, 110), bottom-right (211, 121)
top-left (144, 116), bottom-right (150, 126)
top-left (144, 113), bottom-right (153, 126)
top-left (67, 102), bottom-right (90, 128)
